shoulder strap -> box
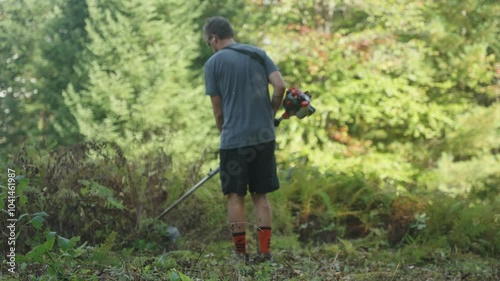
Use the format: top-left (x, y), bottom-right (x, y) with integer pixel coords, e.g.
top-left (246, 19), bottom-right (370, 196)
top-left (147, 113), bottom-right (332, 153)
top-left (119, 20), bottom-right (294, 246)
top-left (224, 45), bottom-right (266, 68)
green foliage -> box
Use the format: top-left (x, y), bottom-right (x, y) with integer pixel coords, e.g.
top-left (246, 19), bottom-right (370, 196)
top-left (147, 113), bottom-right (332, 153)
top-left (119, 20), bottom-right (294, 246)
top-left (63, 0), bottom-right (214, 164)
top-left (169, 269), bottom-right (192, 281)
top-left (89, 231), bottom-right (121, 266)
top-left (281, 164), bottom-right (396, 244)
top-left (30, 211), bottom-right (48, 231)
top-left (0, 0), bottom-right (54, 147)
top-left (0, 0), bottom-right (87, 148)
top-left (12, 209), bottom-right (140, 280)
top-left (429, 153), bottom-right (499, 196)
top-left (2, 145), bottom-right (498, 280)
top-left (14, 214), bottom-right (87, 280)
top-left (0, 141), bottom-right (177, 252)
top-left (423, 196), bottom-right (500, 256)
top-left (79, 180), bottom-right (126, 210)
top-left (442, 104), bottom-right (500, 159)
top-left (233, 0), bottom-right (498, 179)
top-left (419, 104), bottom-right (500, 196)
top-left (1, 0), bottom-right (499, 279)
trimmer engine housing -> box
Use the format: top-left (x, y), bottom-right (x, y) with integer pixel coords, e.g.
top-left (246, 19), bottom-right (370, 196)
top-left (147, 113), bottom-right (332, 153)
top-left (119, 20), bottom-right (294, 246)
top-left (280, 87), bottom-right (316, 119)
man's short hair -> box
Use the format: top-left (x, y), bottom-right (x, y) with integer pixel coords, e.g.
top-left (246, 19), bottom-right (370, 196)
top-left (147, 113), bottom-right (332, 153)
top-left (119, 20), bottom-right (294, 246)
top-left (204, 16), bottom-right (234, 39)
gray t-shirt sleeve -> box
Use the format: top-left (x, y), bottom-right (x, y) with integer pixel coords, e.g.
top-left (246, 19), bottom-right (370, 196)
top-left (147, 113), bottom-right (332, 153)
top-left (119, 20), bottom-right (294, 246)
top-left (204, 60), bottom-right (219, 96)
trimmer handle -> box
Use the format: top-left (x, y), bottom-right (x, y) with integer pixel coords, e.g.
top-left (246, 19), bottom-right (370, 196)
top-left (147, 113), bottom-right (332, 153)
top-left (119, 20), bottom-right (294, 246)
top-left (274, 117), bottom-right (282, 127)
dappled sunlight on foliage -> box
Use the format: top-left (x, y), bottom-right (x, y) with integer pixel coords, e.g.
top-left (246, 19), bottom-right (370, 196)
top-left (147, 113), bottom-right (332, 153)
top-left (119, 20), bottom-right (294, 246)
top-left (0, 0), bottom-right (499, 279)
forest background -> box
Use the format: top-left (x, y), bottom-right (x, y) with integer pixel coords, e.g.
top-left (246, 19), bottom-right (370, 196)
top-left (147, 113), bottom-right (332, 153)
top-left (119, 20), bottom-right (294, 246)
top-left (0, 0), bottom-right (499, 280)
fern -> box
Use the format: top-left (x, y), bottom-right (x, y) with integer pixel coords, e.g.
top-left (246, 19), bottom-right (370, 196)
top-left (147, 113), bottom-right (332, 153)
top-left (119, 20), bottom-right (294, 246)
top-left (98, 231), bottom-right (117, 252)
top-left (316, 191), bottom-right (337, 217)
top-left (79, 180), bottom-right (125, 210)
top-left (448, 204), bottom-right (495, 253)
top-left (90, 231), bottom-right (121, 266)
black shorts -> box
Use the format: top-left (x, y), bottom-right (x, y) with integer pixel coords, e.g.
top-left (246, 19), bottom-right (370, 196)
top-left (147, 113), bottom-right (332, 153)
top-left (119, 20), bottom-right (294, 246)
top-left (219, 141), bottom-right (279, 196)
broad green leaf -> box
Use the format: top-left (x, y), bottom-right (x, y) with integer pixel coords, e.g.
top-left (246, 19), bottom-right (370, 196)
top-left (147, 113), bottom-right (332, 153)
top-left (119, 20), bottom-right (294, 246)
top-left (30, 216), bottom-right (45, 230)
top-left (169, 271), bottom-right (181, 281)
top-left (57, 235), bottom-right (80, 251)
top-left (32, 211), bottom-right (48, 217)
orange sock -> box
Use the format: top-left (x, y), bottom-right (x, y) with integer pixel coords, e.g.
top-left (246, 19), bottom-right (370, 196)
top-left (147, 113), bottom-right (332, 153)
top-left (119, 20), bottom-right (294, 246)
top-left (258, 227), bottom-right (272, 254)
top-left (232, 232), bottom-right (246, 254)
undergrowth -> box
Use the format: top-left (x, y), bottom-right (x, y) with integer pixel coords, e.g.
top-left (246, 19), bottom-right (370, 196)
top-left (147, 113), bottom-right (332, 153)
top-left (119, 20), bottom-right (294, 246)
top-left (1, 141), bottom-right (499, 280)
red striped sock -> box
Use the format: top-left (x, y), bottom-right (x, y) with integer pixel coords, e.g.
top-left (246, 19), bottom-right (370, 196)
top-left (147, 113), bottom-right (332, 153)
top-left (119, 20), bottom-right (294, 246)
top-left (232, 232), bottom-right (246, 254)
top-left (258, 227), bottom-right (272, 254)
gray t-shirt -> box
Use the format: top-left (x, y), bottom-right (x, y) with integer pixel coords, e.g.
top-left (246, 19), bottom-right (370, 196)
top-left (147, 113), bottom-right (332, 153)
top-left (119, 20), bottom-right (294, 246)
top-left (204, 43), bottom-right (279, 149)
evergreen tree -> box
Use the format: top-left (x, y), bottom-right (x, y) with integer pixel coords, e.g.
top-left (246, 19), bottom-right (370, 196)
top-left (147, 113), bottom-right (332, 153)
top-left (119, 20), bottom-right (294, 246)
top-left (35, 0), bottom-right (89, 145)
top-left (0, 0), bottom-right (53, 148)
top-left (0, 0), bottom-right (88, 148)
top-left (64, 0), bottom-right (207, 161)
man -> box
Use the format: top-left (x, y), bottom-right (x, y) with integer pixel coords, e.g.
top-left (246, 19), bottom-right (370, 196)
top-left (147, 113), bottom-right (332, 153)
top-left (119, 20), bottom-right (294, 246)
top-left (203, 16), bottom-right (286, 261)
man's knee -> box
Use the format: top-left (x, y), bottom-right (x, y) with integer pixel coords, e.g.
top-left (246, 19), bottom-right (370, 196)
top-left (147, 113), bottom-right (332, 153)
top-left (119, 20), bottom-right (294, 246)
top-left (251, 193), bottom-right (270, 207)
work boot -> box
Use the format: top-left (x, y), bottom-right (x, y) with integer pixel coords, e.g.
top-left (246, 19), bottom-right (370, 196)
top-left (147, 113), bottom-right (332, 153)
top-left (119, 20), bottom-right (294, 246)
top-left (230, 252), bottom-right (250, 265)
top-left (253, 252), bottom-right (272, 264)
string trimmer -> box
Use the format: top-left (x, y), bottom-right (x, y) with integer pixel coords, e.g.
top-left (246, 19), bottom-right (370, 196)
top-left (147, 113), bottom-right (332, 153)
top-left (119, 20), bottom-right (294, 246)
top-left (156, 87), bottom-right (316, 220)
top-left (274, 87), bottom-right (316, 126)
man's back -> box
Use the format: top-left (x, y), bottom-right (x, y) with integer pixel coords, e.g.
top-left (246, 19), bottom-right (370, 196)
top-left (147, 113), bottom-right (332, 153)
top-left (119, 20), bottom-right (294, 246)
top-left (204, 43), bottom-right (279, 149)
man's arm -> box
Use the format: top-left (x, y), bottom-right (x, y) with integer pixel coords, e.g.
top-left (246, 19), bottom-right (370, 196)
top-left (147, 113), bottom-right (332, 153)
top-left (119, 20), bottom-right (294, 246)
top-left (269, 71), bottom-right (286, 117)
top-left (210, 95), bottom-right (223, 134)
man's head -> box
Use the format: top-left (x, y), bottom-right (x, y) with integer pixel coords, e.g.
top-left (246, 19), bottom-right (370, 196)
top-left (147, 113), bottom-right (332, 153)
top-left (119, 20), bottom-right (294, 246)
top-left (203, 16), bottom-right (235, 52)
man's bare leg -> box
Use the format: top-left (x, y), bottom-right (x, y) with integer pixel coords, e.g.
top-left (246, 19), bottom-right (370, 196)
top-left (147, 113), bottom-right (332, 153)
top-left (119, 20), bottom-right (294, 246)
top-left (228, 193), bottom-right (246, 254)
top-left (252, 193), bottom-right (272, 256)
